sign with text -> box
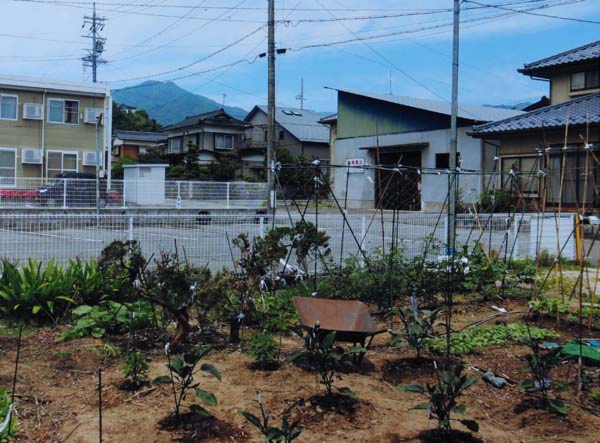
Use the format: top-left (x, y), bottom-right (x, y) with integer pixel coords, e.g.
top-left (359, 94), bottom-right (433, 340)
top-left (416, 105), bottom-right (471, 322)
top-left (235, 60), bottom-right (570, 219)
top-left (346, 158), bottom-right (365, 174)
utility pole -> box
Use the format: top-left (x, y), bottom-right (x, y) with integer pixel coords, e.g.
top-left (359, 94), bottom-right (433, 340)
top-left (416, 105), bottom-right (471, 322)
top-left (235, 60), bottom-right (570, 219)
top-left (295, 78), bottom-right (306, 110)
top-left (222, 93), bottom-right (227, 107)
top-left (266, 0), bottom-right (276, 203)
top-left (82, 2), bottom-right (107, 83)
top-left (448, 0), bottom-right (460, 256)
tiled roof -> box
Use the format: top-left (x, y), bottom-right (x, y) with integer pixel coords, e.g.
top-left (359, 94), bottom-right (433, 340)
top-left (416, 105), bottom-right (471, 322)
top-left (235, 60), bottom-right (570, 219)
top-left (471, 93), bottom-right (600, 136)
top-left (519, 40), bottom-right (600, 75)
top-left (246, 106), bottom-right (330, 143)
top-left (113, 130), bottom-right (167, 143)
top-left (162, 109), bottom-right (247, 131)
top-left (333, 89), bottom-right (524, 122)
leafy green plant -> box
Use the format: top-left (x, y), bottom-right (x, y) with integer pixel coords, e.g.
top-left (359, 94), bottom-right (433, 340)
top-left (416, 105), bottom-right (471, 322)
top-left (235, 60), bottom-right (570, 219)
top-left (591, 390), bottom-right (600, 404)
top-left (122, 352), bottom-right (149, 390)
top-left (152, 347), bottom-right (221, 418)
top-left (0, 387), bottom-right (17, 442)
top-left (401, 363), bottom-right (479, 433)
top-left (390, 306), bottom-right (442, 359)
top-left (518, 337), bottom-right (568, 415)
top-left (58, 300), bottom-right (154, 341)
top-left (287, 324), bottom-right (364, 399)
top-left (241, 391), bottom-right (301, 443)
top-left (248, 332), bottom-right (280, 369)
top-left (425, 323), bottom-right (559, 355)
top-left (66, 257), bottom-right (106, 306)
top-left (0, 258), bottom-right (75, 324)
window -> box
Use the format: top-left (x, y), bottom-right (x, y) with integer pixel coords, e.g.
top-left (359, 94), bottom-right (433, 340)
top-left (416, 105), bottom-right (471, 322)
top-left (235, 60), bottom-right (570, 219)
top-left (47, 151), bottom-right (78, 177)
top-left (0, 148), bottom-right (17, 187)
top-left (48, 99), bottom-right (79, 124)
top-left (279, 130), bottom-right (285, 141)
top-left (215, 134), bottom-right (234, 150)
top-left (571, 70), bottom-right (600, 91)
top-left (167, 137), bottom-right (183, 154)
top-left (435, 152), bottom-right (461, 169)
top-left (500, 156), bottom-right (539, 193)
top-left (0, 95), bottom-right (18, 120)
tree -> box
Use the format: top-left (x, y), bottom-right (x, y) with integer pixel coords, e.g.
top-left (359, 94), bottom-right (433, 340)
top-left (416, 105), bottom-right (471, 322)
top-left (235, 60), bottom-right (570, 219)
top-left (112, 102), bottom-right (162, 132)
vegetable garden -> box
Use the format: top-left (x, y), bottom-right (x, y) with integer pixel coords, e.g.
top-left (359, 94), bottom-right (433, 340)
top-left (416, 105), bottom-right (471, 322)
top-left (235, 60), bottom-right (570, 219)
top-left (0, 224), bottom-right (599, 442)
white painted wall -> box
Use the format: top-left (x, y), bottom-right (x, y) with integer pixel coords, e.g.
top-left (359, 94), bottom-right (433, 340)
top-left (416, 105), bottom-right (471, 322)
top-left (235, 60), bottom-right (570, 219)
top-left (331, 127), bottom-right (489, 212)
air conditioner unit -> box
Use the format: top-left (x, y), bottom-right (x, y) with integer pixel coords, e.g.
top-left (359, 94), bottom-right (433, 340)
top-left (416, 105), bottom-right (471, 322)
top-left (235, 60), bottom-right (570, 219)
top-left (21, 148), bottom-right (42, 164)
top-left (83, 151), bottom-right (100, 166)
top-left (23, 103), bottom-right (43, 120)
top-left (84, 108), bottom-right (103, 124)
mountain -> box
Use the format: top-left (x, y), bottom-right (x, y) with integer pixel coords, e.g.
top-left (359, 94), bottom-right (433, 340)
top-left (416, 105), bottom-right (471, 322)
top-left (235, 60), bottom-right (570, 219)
top-left (112, 81), bottom-right (249, 125)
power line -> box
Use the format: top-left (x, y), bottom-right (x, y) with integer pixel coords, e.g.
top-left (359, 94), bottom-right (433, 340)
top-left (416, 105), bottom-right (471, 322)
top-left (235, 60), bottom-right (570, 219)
top-left (110, 25), bottom-right (265, 82)
top-left (465, 0), bottom-right (600, 24)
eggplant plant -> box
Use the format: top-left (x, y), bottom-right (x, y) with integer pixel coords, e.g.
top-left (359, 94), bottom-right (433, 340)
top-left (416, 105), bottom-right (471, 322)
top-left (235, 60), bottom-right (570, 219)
top-left (241, 391), bottom-right (301, 443)
top-left (122, 351), bottom-right (149, 390)
top-left (389, 306), bottom-right (442, 359)
top-left (517, 338), bottom-right (567, 415)
top-left (152, 347), bottom-right (221, 418)
top-left (287, 324), bottom-right (364, 399)
top-left (401, 363), bottom-right (479, 434)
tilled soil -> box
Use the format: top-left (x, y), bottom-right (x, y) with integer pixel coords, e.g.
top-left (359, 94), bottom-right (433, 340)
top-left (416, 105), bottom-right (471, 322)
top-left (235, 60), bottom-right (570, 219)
top-left (1, 300), bottom-right (600, 442)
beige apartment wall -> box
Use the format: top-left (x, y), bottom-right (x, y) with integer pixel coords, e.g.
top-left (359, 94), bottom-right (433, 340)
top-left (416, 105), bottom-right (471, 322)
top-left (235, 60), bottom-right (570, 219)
top-left (0, 87), bottom-right (106, 179)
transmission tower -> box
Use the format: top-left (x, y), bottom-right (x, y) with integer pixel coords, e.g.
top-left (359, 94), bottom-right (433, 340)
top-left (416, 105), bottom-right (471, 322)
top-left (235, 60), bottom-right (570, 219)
top-left (82, 3), bottom-right (107, 83)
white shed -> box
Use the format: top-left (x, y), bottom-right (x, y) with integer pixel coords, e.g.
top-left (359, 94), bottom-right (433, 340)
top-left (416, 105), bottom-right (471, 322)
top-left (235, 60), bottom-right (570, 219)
top-left (123, 164), bottom-right (168, 206)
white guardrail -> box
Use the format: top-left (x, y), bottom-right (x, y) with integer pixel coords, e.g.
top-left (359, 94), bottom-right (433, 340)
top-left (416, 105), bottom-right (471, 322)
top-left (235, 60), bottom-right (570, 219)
top-left (0, 178), bottom-right (269, 210)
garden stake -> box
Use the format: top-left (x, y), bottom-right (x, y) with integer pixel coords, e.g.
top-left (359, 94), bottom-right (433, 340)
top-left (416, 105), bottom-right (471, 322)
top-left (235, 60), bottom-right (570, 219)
top-left (98, 368), bottom-right (102, 443)
top-left (10, 322), bottom-right (23, 404)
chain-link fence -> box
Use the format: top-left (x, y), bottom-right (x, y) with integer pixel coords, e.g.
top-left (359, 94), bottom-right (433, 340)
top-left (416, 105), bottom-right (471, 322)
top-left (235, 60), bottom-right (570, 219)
top-left (0, 211), bottom-right (577, 270)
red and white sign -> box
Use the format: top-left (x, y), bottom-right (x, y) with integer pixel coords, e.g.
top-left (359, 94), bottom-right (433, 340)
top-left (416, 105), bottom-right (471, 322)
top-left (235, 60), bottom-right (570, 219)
top-left (346, 158), bottom-right (365, 174)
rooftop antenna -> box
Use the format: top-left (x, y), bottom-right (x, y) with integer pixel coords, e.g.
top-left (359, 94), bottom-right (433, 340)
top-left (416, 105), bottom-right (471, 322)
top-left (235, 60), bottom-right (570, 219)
top-left (295, 78), bottom-right (307, 110)
top-left (82, 2), bottom-right (107, 83)
top-left (222, 93), bottom-right (227, 107)
top-left (389, 71), bottom-right (393, 95)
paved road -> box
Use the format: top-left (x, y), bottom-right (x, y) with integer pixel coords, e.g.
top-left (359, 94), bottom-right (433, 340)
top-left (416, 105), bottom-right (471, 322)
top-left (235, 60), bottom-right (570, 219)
top-left (0, 213), bottom-right (525, 272)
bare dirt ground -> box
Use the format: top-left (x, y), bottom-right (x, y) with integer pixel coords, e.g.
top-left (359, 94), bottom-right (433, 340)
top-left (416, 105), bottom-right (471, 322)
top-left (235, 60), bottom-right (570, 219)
top-left (1, 300), bottom-right (600, 443)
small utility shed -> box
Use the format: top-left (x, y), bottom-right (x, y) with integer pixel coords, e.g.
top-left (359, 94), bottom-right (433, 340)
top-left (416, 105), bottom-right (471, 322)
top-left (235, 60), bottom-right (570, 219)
top-left (123, 163), bottom-right (168, 206)
top-left (324, 89), bottom-right (523, 211)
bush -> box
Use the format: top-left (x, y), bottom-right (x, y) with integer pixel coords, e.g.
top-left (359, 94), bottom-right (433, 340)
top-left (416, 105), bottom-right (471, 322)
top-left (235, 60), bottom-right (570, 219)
top-left (247, 332), bottom-right (279, 369)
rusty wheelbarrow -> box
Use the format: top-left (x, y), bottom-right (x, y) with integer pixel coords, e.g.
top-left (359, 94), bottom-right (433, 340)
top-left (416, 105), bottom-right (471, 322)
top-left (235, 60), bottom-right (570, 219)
top-left (292, 296), bottom-right (387, 363)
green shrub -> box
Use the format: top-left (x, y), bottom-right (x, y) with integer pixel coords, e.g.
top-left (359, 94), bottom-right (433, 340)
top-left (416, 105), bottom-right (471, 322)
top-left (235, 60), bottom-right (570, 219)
top-left (591, 390), bottom-right (600, 404)
top-left (248, 332), bottom-right (279, 369)
top-left (425, 323), bottom-right (559, 355)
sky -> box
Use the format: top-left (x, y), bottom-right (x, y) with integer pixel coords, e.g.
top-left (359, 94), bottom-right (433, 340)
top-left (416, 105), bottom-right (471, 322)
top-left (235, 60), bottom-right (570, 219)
top-left (2, 0), bottom-right (600, 113)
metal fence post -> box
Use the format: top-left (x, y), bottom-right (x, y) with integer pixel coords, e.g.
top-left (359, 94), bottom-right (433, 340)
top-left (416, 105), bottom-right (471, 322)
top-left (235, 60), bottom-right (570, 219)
top-left (128, 216), bottom-right (134, 241)
top-left (122, 180), bottom-right (127, 209)
top-left (443, 214), bottom-right (449, 245)
top-left (226, 183), bottom-right (230, 209)
top-left (62, 179), bottom-right (68, 209)
top-left (259, 216), bottom-right (265, 238)
top-left (513, 218), bottom-right (520, 259)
